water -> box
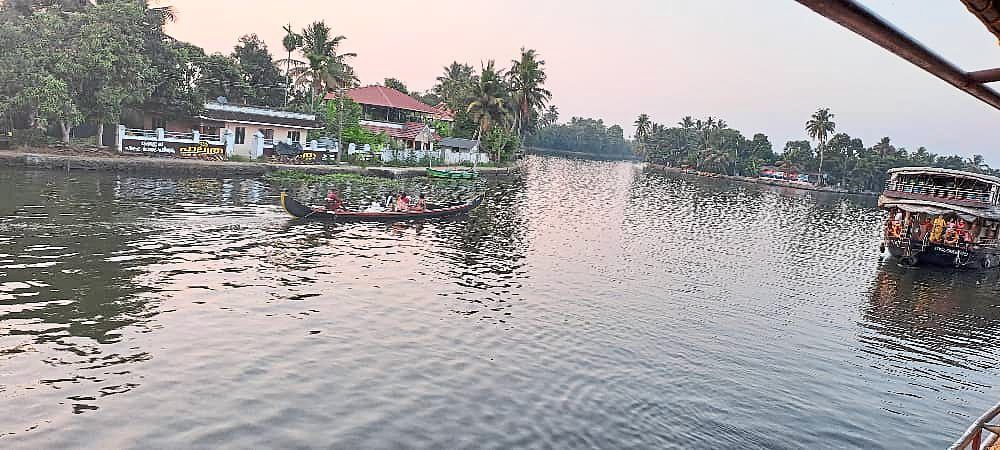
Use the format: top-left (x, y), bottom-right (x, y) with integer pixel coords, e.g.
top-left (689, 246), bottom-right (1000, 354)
top-left (2, 156), bottom-right (999, 449)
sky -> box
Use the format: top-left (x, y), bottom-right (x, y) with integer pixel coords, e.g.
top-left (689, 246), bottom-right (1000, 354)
top-left (163, 0), bottom-right (1000, 162)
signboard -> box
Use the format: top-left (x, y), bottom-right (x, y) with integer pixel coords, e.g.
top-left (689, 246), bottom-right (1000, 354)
top-left (121, 138), bottom-right (226, 160)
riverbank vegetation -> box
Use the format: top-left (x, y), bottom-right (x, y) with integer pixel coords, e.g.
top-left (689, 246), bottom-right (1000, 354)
top-left (636, 109), bottom-right (996, 191)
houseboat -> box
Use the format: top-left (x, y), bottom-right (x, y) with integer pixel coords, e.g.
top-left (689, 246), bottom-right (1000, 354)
top-left (879, 167), bottom-right (1000, 270)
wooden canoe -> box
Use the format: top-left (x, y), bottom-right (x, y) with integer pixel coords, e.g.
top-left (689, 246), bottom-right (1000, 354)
top-left (426, 168), bottom-right (478, 179)
top-left (280, 191), bottom-right (484, 222)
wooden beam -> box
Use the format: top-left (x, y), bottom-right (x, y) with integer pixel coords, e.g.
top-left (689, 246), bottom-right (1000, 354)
top-left (795, 0), bottom-right (1000, 111)
top-left (969, 68), bottom-right (1000, 84)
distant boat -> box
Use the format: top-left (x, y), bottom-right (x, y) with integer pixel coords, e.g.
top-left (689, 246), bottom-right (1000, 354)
top-left (879, 167), bottom-right (1000, 270)
top-left (280, 191), bottom-right (483, 222)
top-left (426, 168), bottom-right (477, 180)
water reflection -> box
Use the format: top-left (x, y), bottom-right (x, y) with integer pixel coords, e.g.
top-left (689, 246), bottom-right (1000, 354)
top-left (3, 159), bottom-right (1000, 449)
top-left (863, 263), bottom-right (1000, 375)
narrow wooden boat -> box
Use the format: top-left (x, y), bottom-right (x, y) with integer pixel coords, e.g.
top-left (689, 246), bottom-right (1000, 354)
top-left (280, 191), bottom-right (483, 222)
top-left (879, 167), bottom-right (1000, 270)
top-left (426, 168), bottom-right (478, 180)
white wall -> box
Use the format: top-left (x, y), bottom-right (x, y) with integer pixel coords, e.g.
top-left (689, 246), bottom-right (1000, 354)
top-left (226, 123), bottom-right (309, 157)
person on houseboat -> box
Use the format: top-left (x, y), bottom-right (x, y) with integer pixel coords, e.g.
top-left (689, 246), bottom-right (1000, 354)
top-left (325, 191), bottom-right (343, 211)
top-left (943, 219), bottom-right (960, 246)
top-left (918, 216), bottom-right (933, 241)
top-left (930, 215), bottom-right (947, 243)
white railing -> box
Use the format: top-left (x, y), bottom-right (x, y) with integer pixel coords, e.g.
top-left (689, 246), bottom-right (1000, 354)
top-left (950, 401), bottom-right (1000, 450)
top-left (886, 181), bottom-right (992, 204)
top-left (124, 128), bottom-right (157, 138)
top-left (163, 130), bottom-right (198, 141)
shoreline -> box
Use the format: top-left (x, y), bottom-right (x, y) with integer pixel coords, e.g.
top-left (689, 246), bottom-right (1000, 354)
top-left (0, 150), bottom-right (516, 179)
top-left (645, 163), bottom-right (879, 197)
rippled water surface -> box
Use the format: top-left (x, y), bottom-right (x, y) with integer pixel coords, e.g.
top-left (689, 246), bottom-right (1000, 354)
top-left (3, 156), bottom-right (1000, 449)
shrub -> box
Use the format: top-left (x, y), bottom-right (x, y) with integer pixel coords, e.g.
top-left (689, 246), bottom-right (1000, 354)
top-left (12, 129), bottom-right (47, 147)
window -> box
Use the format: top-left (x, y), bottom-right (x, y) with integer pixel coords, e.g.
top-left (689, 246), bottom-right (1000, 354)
top-left (261, 129), bottom-right (274, 140)
top-left (288, 131), bottom-right (301, 143)
top-left (235, 127), bottom-right (246, 145)
top-left (152, 117), bottom-right (167, 130)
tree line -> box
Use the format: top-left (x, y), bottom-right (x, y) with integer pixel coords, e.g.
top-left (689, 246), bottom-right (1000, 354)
top-left (0, 1), bottom-right (570, 163)
top-left (634, 109), bottom-right (996, 191)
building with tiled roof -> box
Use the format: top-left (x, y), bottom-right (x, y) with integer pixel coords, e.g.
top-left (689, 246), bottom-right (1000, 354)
top-left (326, 85), bottom-right (451, 151)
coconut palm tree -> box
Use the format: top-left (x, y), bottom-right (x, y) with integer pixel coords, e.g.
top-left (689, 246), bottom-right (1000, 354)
top-left (874, 136), bottom-right (893, 158)
top-left (634, 113), bottom-right (651, 145)
top-left (965, 154), bottom-right (990, 173)
top-left (434, 62), bottom-right (476, 109)
top-left (805, 108), bottom-right (836, 186)
top-left (508, 48), bottom-right (551, 139)
top-left (280, 23), bottom-right (303, 106)
top-left (467, 60), bottom-right (509, 161)
top-left (540, 105), bottom-right (559, 127)
top-left (678, 116), bottom-right (695, 129)
top-left (287, 21), bottom-right (357, 100)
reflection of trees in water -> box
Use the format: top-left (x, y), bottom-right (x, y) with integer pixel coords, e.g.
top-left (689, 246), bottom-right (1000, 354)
top-left (1, 170), bottom-right (157, 424)
top-left (862, 264), bottom-right (1000, 365)
top-left (421, 176), bottom-right (529, 321)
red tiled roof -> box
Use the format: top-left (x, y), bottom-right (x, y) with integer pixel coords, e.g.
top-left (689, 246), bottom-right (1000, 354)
top-left (361, 122), bottom-right (441, 142)
top-left (327, 85), bottom-right (445, 115)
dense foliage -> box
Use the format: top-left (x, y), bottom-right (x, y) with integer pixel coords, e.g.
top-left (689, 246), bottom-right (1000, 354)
top-left (637, 110), bottom-right (996, 192)
top-left (526, 117), bottom-right (631, 157)
top-left (0, 1), bottom-right (288, 145)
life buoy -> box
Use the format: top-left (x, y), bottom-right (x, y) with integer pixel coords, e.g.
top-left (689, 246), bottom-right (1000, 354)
top-left (890, 222), bottom-right (902, 238)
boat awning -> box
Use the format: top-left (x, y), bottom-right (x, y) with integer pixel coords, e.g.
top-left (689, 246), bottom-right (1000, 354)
top-left (879, 197), bottom-right (1000, 221)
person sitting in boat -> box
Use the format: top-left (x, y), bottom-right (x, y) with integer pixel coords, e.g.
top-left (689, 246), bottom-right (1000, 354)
top-left (957, 220), bottom-right (971, 245)
top-left (918, 216), bottom-right (933, 241)
top-left (411, 193), bottom-right (428, 212)
top-left (943, 219), bottom-right (960, 246)
top-left (395, 191), bottom-right (410, 212)
top-left (325, 191), bottom-right (344, 211)
top-left (364, 200), bottom-right (384, 212)
top-left (930, 215), bottom-right (946, 243)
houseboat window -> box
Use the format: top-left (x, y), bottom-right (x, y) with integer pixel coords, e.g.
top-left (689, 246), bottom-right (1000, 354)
top-left (152, 117), bottom-right (167, 130)
top-left (288, 131), bottom-right (301, 142)
top-left (235, 127), bottom-right (246, 145)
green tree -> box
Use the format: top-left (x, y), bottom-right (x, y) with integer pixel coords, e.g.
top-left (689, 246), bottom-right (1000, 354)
top-left (540, 105), bottom-right (559, 127)
top-left (508, 48), bottom-right (551, 139)
top-left (467, 60), bottom-right (510, 161)
top-left (805, 108), bottom-right (836, 186)
top-left (288, 21), bottom-right (358, 108)
top-left (280, 23), bottom-right (302, 107)
top-left (233, 34), bottom-right (285, 107)
top-left (434, 62), bottom-right (476, 111)
top-left (383, 78), bottom-right (409, 94)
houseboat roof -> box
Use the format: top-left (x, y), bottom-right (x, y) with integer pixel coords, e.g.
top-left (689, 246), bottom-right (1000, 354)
top-left (879, 197), bottom-right (1000, 221)
top-left (328, 86), bottom-right (447, 116)
top-left (887, 167), bottom-right (1000, 185)
top-left (199, 102), bottom-right (321, 130)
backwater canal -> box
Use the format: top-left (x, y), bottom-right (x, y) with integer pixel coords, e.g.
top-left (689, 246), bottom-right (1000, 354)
top-left (2, 155), bottom-right (1000, 449)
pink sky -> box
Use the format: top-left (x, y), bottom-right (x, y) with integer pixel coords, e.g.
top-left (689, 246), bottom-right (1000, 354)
top-left (164, 0), bottom-right (1000, 161)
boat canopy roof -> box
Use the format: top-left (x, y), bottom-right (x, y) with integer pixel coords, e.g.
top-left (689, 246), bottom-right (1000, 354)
top-left (879, 197), bottom-right (1000, 221)
top-left (887, 167), bottom-right (1000, 186)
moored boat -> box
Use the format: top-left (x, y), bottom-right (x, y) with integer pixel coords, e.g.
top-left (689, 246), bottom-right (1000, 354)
top-left (426, 167), bottom-right (478, 179)
top-left (879, 167), bottom-right (1000, 270)
top-left (280, 191), bottom-right (483, 222)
